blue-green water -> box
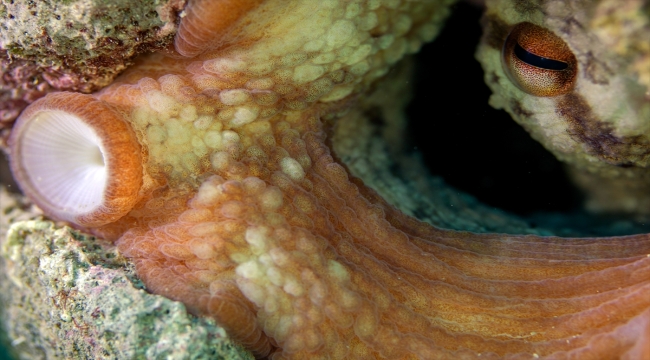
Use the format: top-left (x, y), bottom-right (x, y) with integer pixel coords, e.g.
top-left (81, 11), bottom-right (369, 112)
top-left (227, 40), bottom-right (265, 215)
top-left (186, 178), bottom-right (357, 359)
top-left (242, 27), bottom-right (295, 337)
top-left (0, 340), bottom-right (13, 360)
top-left (0, 347), bottom-right (11, 360)
top-left (0, 313), bottom-right (15, 360)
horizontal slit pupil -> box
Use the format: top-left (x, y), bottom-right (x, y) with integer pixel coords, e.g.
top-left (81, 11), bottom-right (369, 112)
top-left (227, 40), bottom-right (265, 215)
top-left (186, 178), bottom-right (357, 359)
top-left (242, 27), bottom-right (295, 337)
top-left (514, 42), bottom-right (568, 70)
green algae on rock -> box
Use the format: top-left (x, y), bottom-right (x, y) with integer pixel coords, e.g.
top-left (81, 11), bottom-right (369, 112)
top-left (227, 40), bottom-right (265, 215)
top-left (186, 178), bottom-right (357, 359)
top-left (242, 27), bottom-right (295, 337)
top-left (0, 188), bottom-right (252, 360)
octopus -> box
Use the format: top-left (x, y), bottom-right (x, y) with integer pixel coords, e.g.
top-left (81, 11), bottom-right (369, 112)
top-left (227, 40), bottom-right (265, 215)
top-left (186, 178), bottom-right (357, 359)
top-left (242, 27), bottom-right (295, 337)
top-left (4, 0), bottom-right (650, 358)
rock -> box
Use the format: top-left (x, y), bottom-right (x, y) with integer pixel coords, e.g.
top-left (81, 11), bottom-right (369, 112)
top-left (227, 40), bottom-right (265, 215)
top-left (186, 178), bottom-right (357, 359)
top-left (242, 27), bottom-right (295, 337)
top-left (0, 0), bottom-right (187, 147)
top-left (0, 188), bottom-right (253, 360)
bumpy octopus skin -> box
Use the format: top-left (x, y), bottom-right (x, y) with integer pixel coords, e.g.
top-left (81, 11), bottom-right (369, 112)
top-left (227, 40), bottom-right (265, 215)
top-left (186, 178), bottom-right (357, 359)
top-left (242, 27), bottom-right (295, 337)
top-left (6, 0), bottom-right (650, 359)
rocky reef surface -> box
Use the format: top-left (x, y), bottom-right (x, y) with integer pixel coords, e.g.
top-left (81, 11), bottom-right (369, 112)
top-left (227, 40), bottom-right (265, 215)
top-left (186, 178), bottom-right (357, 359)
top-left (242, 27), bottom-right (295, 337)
top-left (0, 0), bottom-right (186, 147)
top-left (0, 187), bottom-right (253, 359)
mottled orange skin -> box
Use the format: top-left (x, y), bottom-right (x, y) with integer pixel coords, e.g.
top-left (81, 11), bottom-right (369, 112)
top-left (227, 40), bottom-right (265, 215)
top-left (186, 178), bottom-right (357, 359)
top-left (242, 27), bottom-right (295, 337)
top-left (10, 1), bottom-right (650, 359)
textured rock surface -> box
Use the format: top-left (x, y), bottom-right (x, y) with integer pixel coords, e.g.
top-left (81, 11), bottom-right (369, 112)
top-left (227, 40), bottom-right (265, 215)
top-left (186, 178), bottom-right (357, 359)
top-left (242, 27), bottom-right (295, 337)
top-left (0, 187), bottom-right (253, 360)
top-left (0, 0), bottom-right (186, 147)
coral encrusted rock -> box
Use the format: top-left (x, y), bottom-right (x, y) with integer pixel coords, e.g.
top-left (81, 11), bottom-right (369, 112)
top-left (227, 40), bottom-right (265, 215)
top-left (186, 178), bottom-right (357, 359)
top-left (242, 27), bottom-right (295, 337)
top-left (0, 188), bottom-right (253, 360)
top-left (0, 0), bottom-right (186, 147)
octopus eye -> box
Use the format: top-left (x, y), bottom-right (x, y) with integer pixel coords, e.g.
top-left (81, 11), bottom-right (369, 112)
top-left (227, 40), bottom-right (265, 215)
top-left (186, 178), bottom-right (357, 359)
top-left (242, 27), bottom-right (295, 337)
top-left (501, 22), bottom-right (577, 97)
top-left (8, 92), bottom-right (143, 228)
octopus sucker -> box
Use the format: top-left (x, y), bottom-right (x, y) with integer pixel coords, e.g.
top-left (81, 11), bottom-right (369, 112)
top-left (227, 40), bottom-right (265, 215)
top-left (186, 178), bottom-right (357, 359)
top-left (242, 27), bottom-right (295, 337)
top-left (4, 0), bottom-right (650, 359)
top-left (175, 0), bottom-right (266, 58)
top-left (8, 92), bottom-right (143, 228)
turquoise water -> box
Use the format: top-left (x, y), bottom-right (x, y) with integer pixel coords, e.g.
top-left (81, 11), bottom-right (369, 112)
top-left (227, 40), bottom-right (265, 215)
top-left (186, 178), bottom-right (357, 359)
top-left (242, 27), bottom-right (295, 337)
top-left (0, 348), bottom-right (11, 360)
top-left (0, 340), bottom-right (13, 360)
top-left (0, 322), bottom-right (14, 360)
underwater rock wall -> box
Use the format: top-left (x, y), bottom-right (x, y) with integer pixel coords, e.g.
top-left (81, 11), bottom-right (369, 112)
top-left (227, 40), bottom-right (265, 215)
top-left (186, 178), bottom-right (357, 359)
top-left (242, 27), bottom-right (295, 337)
top-left (0, 187), bottom-right (252, 360)
top-left (0, 0), bottom-right (186, 147)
